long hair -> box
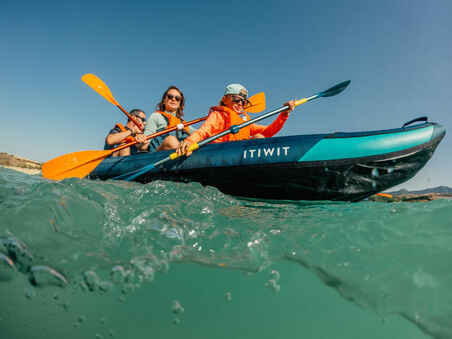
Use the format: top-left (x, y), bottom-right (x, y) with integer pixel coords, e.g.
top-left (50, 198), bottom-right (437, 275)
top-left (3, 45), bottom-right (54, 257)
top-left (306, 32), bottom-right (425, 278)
top-left (157, 86), bottom-right (185, 118)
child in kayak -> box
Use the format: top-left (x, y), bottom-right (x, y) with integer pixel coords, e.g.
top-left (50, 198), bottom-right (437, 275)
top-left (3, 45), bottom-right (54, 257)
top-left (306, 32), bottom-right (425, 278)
top-left (144, 86), bottom-right (194, 152)
top-left (104, 109), bottom-right (148, 157)
top-left (176, 84), bottom-right (294, 156)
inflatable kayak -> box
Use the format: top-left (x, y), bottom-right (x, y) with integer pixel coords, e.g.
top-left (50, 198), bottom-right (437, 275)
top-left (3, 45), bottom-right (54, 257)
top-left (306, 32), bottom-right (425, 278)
top-left (89, 117), bottom-right (445, 201)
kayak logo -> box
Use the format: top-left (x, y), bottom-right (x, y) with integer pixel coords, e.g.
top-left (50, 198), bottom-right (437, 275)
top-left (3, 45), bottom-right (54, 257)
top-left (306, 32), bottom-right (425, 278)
top-left (242, 146), bottom-right (290, 159)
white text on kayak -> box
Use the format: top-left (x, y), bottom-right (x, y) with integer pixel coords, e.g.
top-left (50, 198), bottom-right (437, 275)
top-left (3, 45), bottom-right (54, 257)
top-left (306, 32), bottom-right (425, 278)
top-left (242, 146), bottom-right (290, 159)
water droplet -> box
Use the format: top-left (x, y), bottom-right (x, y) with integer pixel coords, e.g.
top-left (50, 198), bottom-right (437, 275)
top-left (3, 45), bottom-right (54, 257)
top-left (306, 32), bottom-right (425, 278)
top-left (225, 292), bottom-right (232, 302)
top-left (201, 206), bottom-right (211, 214)
top-left (30, 265), bottom-right (68, 287)
top-left (24, 287), bottom-right (35, 299)
top-left (83, 270), bottom-right (100, 292)
top-left (0, 253), bottom-right (16, 281)
top-left (171, 300), bottom-right (184, 314)
top-left (111, 266), bottom-right (126, 283)
top-left (1, 237), bottom-right (33, 273)
top-left (270, 270), bottom-right (280, 281)
top-left (0, 253), bottom-right (15, 269)
top-left (77, 315), bottom-right (86, 324)
top-left (98, 281), bottom-right (113, 294)
top-left (265, 279), bottom-right (280, 293)
top-left (265, 270), bottom-right (281, 293)
top-left (169, 246), bottom-right (183, 261)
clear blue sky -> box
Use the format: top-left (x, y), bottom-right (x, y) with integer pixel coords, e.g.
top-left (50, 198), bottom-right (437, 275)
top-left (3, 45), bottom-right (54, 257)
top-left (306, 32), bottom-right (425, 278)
top-left (1, 0), bottom-right (451, 190)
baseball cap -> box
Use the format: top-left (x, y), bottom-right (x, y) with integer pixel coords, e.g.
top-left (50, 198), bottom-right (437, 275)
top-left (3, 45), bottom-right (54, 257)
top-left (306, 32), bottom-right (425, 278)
top-left (224, 84), bottom-right (248, 99)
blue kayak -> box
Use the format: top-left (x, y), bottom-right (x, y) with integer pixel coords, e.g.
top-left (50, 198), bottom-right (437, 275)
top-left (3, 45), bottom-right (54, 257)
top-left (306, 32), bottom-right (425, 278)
top-left (89, 117), bottom-right (446, 201)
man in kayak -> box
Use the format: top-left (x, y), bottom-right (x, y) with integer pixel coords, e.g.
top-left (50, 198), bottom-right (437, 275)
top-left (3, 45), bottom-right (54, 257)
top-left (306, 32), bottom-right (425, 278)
top-left (176, 84), bottom-right (295, 156)
top-left (104, 109), bottom-right (148, 157)
top-left (144, 86), bottom-right (195, 152)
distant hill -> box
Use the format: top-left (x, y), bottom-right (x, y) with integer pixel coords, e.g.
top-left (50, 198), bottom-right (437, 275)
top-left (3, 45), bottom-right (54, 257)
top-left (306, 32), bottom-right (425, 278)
top-left (0, 152), bottom-right (41, 169)
top-left (0, 152), bottom-right (41, 175)
top-left (390, 186), bottom-right (452, 195)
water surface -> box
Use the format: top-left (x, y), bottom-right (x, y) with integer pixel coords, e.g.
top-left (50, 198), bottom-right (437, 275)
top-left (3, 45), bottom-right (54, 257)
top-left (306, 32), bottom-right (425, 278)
top-left (1, 167), bottom-right (451, 338)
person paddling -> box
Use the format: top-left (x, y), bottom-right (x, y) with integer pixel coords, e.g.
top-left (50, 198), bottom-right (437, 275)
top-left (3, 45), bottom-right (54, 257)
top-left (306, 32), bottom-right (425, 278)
top-left (176, 84), bottom-right (295, 156)
top-left (144, 86), bottom-right (194, 152)
top-left (104, 109), bottom-right (148, 157)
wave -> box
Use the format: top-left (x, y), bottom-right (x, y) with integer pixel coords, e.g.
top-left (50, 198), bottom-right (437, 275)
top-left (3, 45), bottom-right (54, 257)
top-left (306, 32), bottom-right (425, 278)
top-left (1, 167), bottom-right (452, 338)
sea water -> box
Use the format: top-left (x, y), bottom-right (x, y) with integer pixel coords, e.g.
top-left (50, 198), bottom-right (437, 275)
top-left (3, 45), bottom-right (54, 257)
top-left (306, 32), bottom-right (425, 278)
top-left (1, 167), bottom-right (451, 339)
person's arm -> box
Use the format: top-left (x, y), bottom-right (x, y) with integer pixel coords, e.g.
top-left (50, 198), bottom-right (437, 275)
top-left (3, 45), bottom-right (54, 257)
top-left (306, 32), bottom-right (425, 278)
top-left (249, 101), bottom-right (295, 137)
top-left (184, 111), bottom-right (225, 144)
top-left (106, 129), bottom-right (133, 146)
top-left (250, 112), bottom-right (289, 137)
top-left (177, 110), bottom-right (225, 156)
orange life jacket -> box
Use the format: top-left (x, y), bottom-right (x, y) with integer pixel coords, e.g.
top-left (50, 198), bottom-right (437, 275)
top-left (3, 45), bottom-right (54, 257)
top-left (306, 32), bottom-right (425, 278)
top-left (115, 123), bottom-right (135, 143)
top-left (157, 111), bottom-right (191, 135)
top-left (211, 106), bottom-right (251, 141)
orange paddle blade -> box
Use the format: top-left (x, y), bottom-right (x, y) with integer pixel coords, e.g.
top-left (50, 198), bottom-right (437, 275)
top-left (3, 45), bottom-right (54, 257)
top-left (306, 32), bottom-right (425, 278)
top-left (82, 74), bottom-right (119, 106)
top-left (376, 193), bottom-right (393, 198)
top-left (245, 92), bottom-right (265, 113)
top-left (42, 150), bottom-right (112, 180)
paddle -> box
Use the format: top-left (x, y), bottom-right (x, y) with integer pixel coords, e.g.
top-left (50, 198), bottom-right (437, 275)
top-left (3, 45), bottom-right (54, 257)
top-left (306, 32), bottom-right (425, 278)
top-left (83, 74), bottom-right (264, 129)
top-left (118, 80), bottom-right (351, 181)
top-left (82, 74), bottom-right (144, 132)
top-left (41, 116), bottom-right (206, 180)
top-left (41, 92), bottom-right (266, 181)
top-left (245, 92), bottom-right (265, 113)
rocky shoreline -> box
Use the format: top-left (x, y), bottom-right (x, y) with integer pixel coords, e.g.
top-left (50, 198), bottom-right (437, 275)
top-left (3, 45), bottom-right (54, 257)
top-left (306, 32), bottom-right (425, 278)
top-left (368, 192), bottom-right (452, 202)
top-left (0, 152), bottom-right (41, 175)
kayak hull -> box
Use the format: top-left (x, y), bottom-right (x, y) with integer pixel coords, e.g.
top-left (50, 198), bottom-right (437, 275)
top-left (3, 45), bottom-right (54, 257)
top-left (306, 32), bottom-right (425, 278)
top-left (89, 122), bottom-right (446, 201)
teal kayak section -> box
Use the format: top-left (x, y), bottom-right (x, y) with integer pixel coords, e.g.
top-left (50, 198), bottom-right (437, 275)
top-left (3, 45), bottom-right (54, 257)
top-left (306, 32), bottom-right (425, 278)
top-left (299, 125), bottom-right (434, 162)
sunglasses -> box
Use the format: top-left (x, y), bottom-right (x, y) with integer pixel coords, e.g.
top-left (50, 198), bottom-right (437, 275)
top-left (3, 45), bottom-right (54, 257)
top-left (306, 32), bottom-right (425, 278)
top-left (230, 96), bottom-right (246, 105)
top-left (166, 94), bottom-right (182, 102)
top-left (134, 116), bottom-right (146, 123)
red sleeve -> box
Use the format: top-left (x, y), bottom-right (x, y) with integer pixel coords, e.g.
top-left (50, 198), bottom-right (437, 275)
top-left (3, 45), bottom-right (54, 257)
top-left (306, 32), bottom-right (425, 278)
top-left (185, 111), bottom-right (226, 144)
top-left (250, 112), bottom-right (289, 138)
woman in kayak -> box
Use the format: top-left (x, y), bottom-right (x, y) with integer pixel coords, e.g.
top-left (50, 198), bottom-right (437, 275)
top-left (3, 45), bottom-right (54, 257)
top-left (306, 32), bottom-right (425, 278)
top-left (104, 109), bottom-right (148, 157)
top-left (176, 84), bottom-right (295, 156)
top-left (144, 86), bottom-right (194, 152)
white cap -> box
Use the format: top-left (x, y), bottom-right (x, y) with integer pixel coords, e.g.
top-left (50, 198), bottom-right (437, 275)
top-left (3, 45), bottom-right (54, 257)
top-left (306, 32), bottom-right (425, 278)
top-left (224, 83), bottom-right (248, 99)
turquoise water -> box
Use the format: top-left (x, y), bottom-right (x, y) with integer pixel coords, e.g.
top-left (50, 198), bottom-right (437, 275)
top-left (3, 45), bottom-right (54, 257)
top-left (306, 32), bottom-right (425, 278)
top-left (1, 167), bottom-right (451, 339)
